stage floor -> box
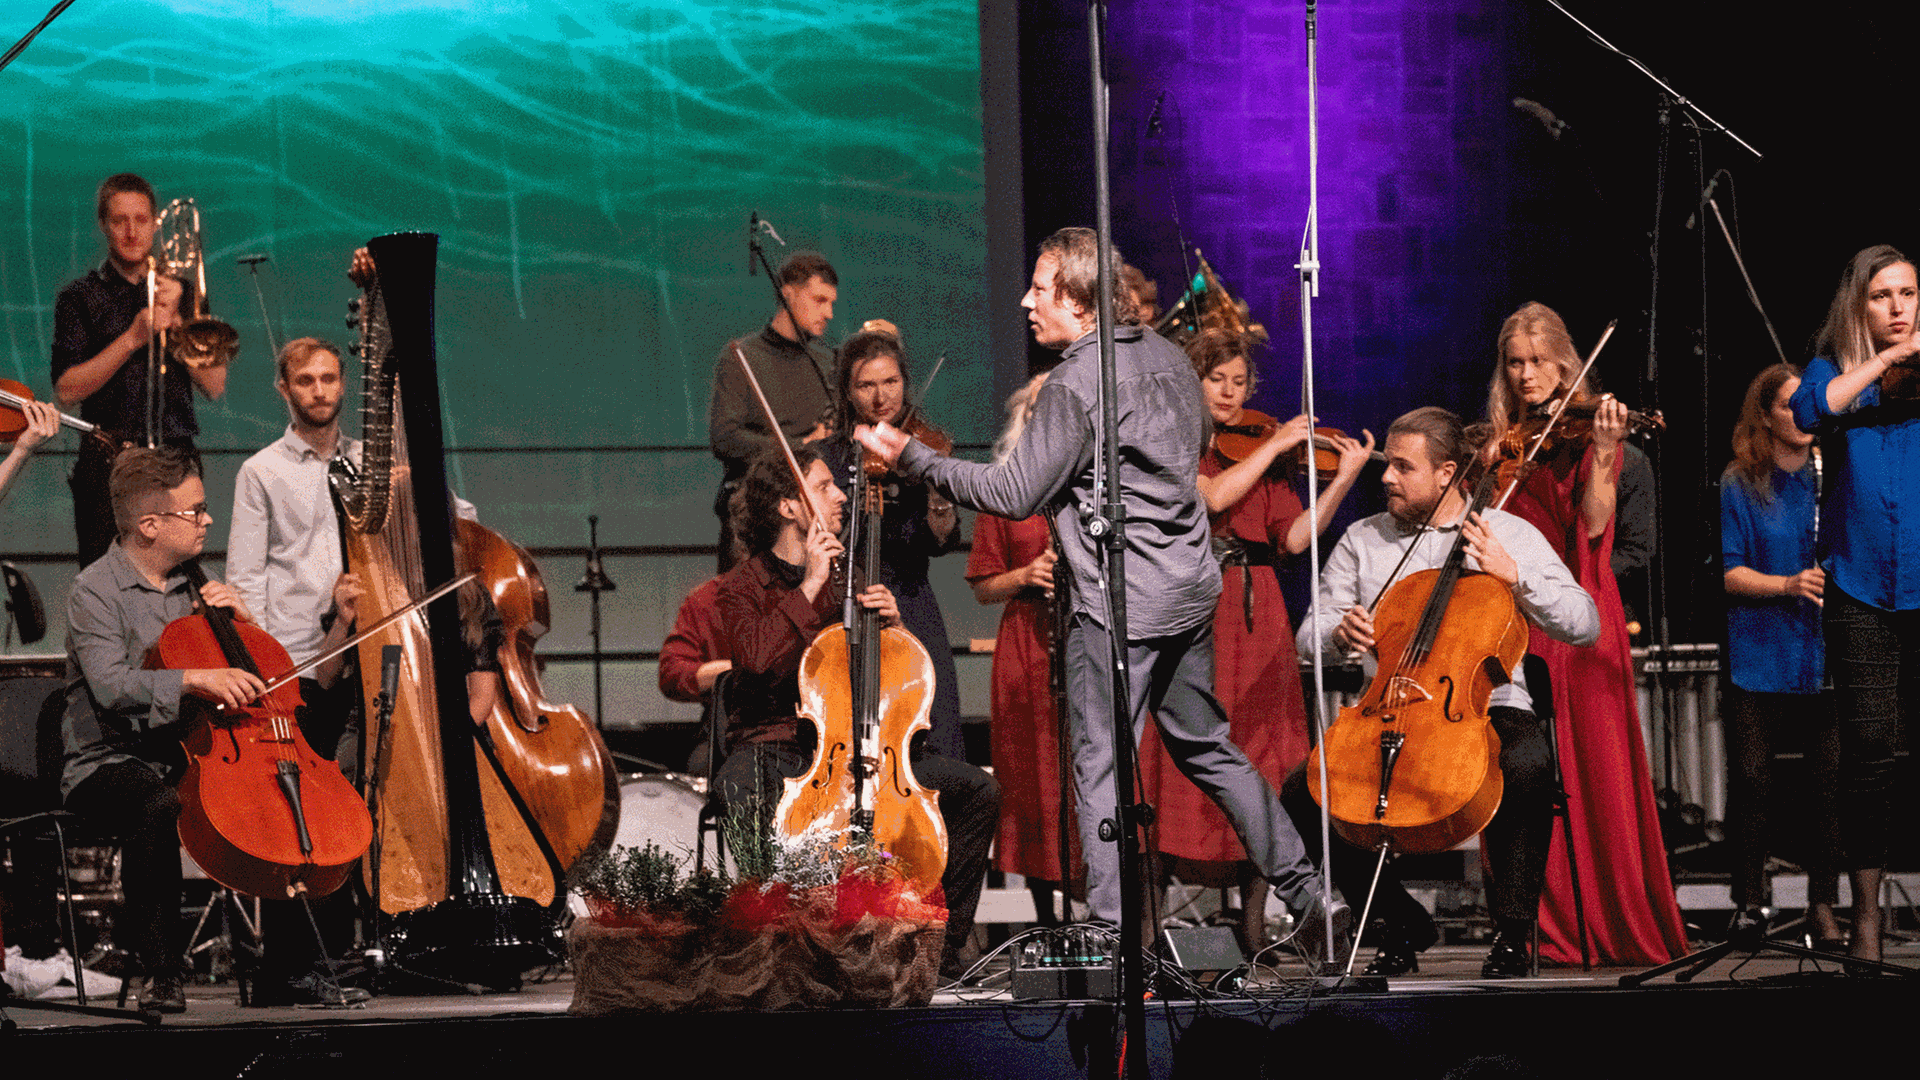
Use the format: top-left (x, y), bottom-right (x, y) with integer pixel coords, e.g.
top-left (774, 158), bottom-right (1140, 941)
top-left (6, 940), bottom-right (1917, 1077)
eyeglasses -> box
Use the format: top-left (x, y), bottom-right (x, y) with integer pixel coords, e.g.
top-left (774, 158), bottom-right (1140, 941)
top-left (148, 504), bottom-right (210, 525)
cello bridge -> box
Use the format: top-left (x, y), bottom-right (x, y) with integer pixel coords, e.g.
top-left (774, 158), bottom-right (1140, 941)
top-left (1376, 675), bottom-right (1431, 712)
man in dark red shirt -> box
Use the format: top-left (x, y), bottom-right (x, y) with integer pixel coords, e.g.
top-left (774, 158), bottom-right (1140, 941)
top-left (713, 446), bottom-right (999, 976)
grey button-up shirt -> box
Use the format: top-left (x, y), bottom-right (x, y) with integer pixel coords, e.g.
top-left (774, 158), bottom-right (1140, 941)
top-left (62, 543), bottom-right (195, 798)
top-left (898, 324), bottom-right (1219, 639)
top-left (1297, 507), bottom-right (1599, 713)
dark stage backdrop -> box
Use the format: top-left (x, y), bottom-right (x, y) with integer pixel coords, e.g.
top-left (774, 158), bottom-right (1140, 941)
top-left (0, 0), bottom-right (992, 555)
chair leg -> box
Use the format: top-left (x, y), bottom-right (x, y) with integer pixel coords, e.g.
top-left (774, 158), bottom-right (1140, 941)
top-left (50, 818), bottom-right (89, 1007)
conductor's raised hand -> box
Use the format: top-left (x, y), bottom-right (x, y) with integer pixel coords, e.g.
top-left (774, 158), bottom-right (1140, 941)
top-left (852, 422), bottom-right (909, 468)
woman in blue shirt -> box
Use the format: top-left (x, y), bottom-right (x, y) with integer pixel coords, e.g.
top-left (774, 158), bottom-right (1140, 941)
top-left (1788, 244), bottom-right (1920, 965)
top-left (1721, 362), bottom-right (1840, 948)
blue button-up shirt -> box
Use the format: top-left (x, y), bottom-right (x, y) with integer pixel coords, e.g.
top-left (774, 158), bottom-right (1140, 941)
top-left (1789, 356), bottom-right (1920, 611)
top-left (1721, 466), bottom-right (1824, 693)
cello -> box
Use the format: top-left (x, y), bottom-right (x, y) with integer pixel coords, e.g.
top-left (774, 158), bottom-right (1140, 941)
top-left (728, 343), bottom-right (947, 891)
top-left (773, 442), bottom-right (947, 890)
top-left (151, 561), bottom-right (373, 899)
top-left (1306, 470), bottom-right (1525, 856)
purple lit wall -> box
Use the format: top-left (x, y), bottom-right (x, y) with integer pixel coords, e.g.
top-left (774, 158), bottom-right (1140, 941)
top-left (1010, 0), bottom-right (1555, 619)
top-left (1097, 0), bottom-right (1529, 434)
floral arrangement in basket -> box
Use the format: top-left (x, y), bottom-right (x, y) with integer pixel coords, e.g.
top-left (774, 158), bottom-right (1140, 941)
top-left (568, 807), bottom-right (948, 1013)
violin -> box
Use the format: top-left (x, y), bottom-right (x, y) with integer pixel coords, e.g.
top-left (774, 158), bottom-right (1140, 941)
top-left (1479, 391), bottom-right (1664, 503)
top-left (0, 379), bottom-right (118, 451)
top-left (1306, 473), bottom-right (1521, 855)
top-left (1211, 409), bottom-right (1383, 479)
top-left (148, 561), bottom-right (373, 899)
top-left (894, 405), bottom-right (954, 458)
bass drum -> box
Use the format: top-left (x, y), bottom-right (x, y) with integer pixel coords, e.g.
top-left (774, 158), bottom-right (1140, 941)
top-left (568, 774), bottom-right (729, 916)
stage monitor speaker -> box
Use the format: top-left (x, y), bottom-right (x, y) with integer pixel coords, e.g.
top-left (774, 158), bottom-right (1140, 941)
top-left (1158, 925), bottom-right (1245, 975)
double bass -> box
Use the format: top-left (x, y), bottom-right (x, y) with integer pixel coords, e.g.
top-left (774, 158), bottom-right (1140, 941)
top-left (333, 233), bottom-right (615, 986)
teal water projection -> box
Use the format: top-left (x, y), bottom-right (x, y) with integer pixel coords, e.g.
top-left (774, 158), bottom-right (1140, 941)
top-left (0, 1), bottom-right (989, 474)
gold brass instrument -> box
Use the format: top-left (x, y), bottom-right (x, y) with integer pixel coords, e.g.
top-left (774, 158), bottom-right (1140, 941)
top-left (1153, 249), bottom-right (1267, 349)
top-left (154, 198), bottom-right (240, 371)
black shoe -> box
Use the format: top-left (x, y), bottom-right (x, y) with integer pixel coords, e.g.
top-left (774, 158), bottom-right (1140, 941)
top-left (1362, 915), bottom-right (1440, 977)
top-left (139, 972), bottom-right (186, 1014)
top-left (285, 972), bottom-right (372, 1007)
top-left (1363, 946), bottom-right (1418, 976)
top-left (1480, 930), bottom-right (1531, 979)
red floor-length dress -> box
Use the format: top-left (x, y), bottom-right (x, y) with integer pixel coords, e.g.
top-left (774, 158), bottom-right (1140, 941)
top-left (966, 512), bottom-right (1079, 881)
top-left (1508, 443), bottom-right (1688, 965)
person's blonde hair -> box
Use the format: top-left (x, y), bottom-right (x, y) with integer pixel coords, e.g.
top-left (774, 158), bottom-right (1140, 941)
top-left (1484, 301), bottom-right (1591, 439)
top-left (992, 371), bottom-right (1052, 465)
top-left (1816, 244), bottom-right (1912, 373)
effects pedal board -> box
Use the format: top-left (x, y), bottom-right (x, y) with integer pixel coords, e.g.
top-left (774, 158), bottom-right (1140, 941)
top-left (1010, 926), bottom-right (1118, 1000)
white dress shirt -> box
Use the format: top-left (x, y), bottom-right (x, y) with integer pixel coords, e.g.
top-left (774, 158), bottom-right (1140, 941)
top-left (227, 427), bottom-right (360, 667)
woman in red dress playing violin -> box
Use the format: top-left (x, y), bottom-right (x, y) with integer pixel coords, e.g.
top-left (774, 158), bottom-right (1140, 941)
top-left (1480, 302), bottom-right (1687, 966)
top-left (1138, 329), bottom-right (1373, 950)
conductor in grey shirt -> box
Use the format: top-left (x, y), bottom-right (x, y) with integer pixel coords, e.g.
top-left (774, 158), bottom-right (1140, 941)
top-left (1292, 406), bottom-right (1597, 978)
top-left (855, 227), bottom-right (1344, 947)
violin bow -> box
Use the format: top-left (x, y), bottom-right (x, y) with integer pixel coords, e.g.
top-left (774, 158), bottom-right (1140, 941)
top-left (731, 340), bottom-right (828, 530)
top-left (252, 571), bottom-right (480, 700)
top-left (1493, 318), bottom-right (1617, 512)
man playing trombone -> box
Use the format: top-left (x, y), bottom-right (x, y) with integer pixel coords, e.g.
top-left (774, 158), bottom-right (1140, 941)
top-left (52, 172), bottom-right (228, 569)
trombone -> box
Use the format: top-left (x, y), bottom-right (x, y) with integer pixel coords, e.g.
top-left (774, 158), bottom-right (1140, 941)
top-left (143, 198), bottom-right (239, 446)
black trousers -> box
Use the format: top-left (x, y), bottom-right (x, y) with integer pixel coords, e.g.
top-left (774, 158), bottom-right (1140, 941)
top-left (1823, 583), bottom-right (1920, 870)
top-left (63, 760), bottom-right (182, 974)
top-left (1281, 706), bottom-right (1555, 931)
top-left (715, 739), bottom-right (1001, 951)
top-left (1720, 685), bottom-right (1840, 908)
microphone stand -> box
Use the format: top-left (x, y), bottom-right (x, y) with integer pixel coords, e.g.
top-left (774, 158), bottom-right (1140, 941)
top-left (747, 214), bottom-right (834, 405)
top-left (238, 253), bottom-right (280, 358)
top-left (1296, 0), bottom-right (1349, 980)
top-left (573, 514), bottom-right (616, 729)
top-left (1085, 6), bottom-right (1146, 1076)
top-left (0, 0), bottom-right (76, 75)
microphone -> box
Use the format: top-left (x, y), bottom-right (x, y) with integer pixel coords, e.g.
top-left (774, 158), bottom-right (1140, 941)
top-left (761, 217), bottom-right (786, 247)
top-left (379, 644), bottom-right (402, 706)
top-left (1145, 91), bottom-right (1167, 138)
top-left (1685, 171), bottom-right (1723, 230)
top-left (237, 254), bottom-right (269, 267)
top-left (1512, 98), bottom-right (1568, 140)
top-left (749, 211), bottom-right (759, 276)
